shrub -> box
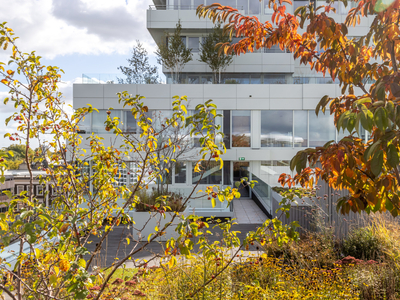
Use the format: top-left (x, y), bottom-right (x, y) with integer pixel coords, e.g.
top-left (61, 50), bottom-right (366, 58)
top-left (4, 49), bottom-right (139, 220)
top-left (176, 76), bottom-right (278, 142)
top-left (263, 232), bottom-right (338, 268)
top-left (346, 264), bottom-right (400, 300)
top-left (134, 188), bottom-right (186, 212)
top-left (342, 227), bottom-right (383, 261)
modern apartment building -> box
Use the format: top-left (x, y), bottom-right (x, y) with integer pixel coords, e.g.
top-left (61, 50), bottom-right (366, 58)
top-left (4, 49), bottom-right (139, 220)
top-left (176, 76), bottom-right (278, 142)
top-left (73, 0), bottom-right (371, 217)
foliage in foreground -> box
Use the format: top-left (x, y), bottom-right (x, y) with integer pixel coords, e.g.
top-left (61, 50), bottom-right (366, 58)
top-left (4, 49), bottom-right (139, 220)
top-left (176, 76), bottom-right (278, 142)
top-left (197, 0), bottom-right (400, 217)
top-left (0, 23), bottom-right (300, 300)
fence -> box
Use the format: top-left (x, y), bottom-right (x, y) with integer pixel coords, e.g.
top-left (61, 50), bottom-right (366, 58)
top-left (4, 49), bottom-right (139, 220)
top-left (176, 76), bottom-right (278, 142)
top-left (270, 183), bottom-right (397, 239)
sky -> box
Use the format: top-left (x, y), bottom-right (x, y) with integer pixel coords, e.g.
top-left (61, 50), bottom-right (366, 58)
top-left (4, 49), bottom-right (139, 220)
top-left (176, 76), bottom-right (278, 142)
top-left (0, 0), bottom-right (159, 148)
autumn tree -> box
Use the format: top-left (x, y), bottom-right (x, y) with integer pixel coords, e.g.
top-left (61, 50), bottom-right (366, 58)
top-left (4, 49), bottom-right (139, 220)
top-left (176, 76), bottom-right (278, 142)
top-left (199, 24), bottom-right (233, 83)
top-left (197, 0), bottom-right (400, 217)
top-left (0, 22), bottom-right (300, 300)
top-left (155, 21), bottom-right (193, 83)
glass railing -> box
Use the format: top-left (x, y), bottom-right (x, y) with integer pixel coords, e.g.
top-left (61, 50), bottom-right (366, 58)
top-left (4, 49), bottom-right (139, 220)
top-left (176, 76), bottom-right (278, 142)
top-left (82, 74), bottom-right (121, 84)
top-left (249, 172), bottom-right (272, 215)
top-left (81, 74), bottom-right (374, 85)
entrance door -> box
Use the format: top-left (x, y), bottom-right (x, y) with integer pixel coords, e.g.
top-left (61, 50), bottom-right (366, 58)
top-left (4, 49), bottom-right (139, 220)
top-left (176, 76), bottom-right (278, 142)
top-left (233, 162), bottom-right (250, 198)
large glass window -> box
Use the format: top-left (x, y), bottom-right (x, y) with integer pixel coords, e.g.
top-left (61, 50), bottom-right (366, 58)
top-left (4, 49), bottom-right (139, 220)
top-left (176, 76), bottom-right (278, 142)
top-left (294, 0), bottom-right (309, 11)
top-left (192, 161), bottom-right (222, 184)
top-left (249, 0), bottom-right (260, 14)
top-left (223, 74), bottom-right (250, 84)
top-left (92, 110), bottom-right (121, 134)
top-left (188, 37), bottom-right (200, 52)
top-left (232, 111), bottom-right (251, 147)
top-left (263, 74), bottom-right (287, 84)
top-left (264, 1), bottom-right (274, 14)
top-left (77, 114), bottom-right (91, 134)
top-left (191, 110), bottom-right (222, 147)
top-left (237, 0), bottom-right (248, 13)
top-left (194, 0), bottom-right (205, 10)
top-left (175, 162), bottom-right (186, 183)
top-left (124, 111), bottom-right (137, 133)
top-left (261, 111), bottom-right (293, 147)
top-left (294, 110), bottom-right (308, 147)
top-left (309, 111), bottom-right (335, 147)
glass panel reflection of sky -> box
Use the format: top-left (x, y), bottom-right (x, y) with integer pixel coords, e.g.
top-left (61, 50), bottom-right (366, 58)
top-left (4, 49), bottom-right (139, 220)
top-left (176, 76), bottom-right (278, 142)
top-left (261, 111), bottom-right (293, 147)
top-left (309, 111), bottom-right (335, 147)
top-left (232, 111), bottom-right (251, 147)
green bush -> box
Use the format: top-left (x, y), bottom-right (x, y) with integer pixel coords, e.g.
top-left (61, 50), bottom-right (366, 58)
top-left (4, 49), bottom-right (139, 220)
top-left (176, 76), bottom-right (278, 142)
top-left (343, 227), bottom-right (383, 261)
top-left (134, 188), bottom-right (186, 212)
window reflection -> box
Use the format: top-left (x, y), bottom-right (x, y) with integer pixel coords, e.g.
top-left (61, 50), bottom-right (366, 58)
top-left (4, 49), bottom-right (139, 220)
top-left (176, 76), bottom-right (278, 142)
top-left (249, 0), bottom-right (260, 14)
top-left (188, 37), bottom-right (199, 52)
top-left (309, 111), bottom-right (335, 146)
top-left (232, 111), bottom-right (251, 147)
top-left (78, 114), bottom-right (91, 134)
top-left (124, 111), bottom-right (137, 133)
top-left (294, 110), bottom-right (308, 147)
top-left (192, 161), bottom-right (222, 184)
top-left (261, 111), bottom-right (293, 147)
top-left (92, 110), bottom-right (121, 134)
top-left (175, 162), bottom-right (186, 183)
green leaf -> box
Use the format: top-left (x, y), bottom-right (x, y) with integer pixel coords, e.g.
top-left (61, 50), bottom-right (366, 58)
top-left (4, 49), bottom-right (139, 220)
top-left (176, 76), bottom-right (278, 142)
top-left (364, 141), bottom-right (381, 161)
top-left (371, 150), bottom-right (384, 177)
top-left (315, 95), bottom-right (329, 116)
top-left (360, 104), bottom-right (374, 132)
top-left (347, 113), bottom-right (356, 133)
top-left (374, 107), bottom-right (388, 131)
top-left (296, 152), bottom-right (308, 174)
top-left (377, 86), bottom-right (386, 100)
top-left (387, 144), bottom-right (399, 168)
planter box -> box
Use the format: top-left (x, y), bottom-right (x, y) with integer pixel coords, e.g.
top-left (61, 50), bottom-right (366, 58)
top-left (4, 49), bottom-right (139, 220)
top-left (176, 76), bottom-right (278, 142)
top-left (131, 211), bottom-right (186, 242)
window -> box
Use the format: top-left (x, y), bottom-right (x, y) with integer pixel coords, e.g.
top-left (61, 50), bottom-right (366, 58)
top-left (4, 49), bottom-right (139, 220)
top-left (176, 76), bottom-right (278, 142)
top-left (261, 111), bottom-right (293, 147)
top-left (36, 185), bottom-right (44, 196)
top-left (248, 0), bottom-right (260, 14)
top-left (175, 162), bottom-right (186, 183)
top-left (294, 111), bottom-right (308, 147)
top-left (309, 111), bottom-right (335, 146)
top-left (263, 74), bottom-right (287, 84)
top-left (232, 111), bottom-right (251, 147)
top-left (192, 161), bottom-right (222, 184)
top-left (293, 77), bottom-right (310, 84)
top-left (16, 185), bottom-right (24, 195)
top-left (92, 110), bottom-right (121, 133)
top-left (77, 113), bottom-right (91, 134)
top-left (123, 111), bottom-right (137, 133)
top-left (293, 0), bottom-right (309, 12)
top-left (263, 45), bottom-right (285, 53)
top-left (188, 37), bottom-right (200, 52)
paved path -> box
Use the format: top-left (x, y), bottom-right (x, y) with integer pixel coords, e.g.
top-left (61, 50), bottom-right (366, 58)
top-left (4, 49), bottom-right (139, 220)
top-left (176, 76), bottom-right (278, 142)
top-left (233, 199), bottom-right (268, 224)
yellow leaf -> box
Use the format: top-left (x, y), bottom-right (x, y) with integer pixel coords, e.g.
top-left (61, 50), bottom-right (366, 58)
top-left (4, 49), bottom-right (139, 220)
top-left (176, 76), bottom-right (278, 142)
top-left (78, 258), bottom-right (86, 268)
top-left (169, 256), bottom-right (177, 268)
top-left (1, 79), bottom-right (8, 85)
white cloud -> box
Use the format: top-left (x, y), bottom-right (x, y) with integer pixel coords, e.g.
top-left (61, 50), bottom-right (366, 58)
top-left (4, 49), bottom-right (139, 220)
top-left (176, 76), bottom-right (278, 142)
top-left (0, 0), bottom-right (155, 60)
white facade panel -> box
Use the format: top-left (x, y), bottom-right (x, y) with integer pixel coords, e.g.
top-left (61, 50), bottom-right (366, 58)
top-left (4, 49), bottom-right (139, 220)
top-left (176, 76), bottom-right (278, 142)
top-left (73, 84), bottom-right (103, 98)
top-left (73, 97), bottom-right (104, 110)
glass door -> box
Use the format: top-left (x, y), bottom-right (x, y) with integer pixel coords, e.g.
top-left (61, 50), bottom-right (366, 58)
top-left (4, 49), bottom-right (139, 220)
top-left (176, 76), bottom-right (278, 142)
top-left (233, 162), bottom-right (250, 198)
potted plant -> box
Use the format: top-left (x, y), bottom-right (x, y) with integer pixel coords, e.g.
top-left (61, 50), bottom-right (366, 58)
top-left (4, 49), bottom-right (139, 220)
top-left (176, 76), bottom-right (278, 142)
top-left (131, 188), bottom-right (187, 241)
